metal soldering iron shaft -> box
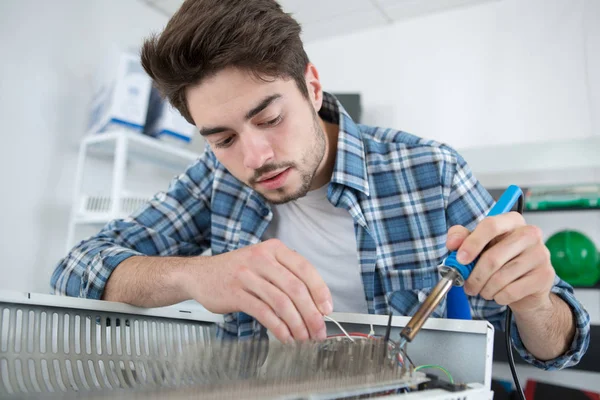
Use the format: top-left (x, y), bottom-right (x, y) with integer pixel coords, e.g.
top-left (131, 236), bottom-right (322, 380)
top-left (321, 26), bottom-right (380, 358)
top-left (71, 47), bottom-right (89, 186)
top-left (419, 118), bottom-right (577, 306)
top-left (399, 269), bottom-right (460, 344)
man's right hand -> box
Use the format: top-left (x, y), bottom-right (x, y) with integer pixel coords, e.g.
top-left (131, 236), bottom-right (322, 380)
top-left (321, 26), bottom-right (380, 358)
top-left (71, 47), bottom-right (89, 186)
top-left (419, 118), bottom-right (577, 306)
top-left (182, 239), bottom-right (333, 343)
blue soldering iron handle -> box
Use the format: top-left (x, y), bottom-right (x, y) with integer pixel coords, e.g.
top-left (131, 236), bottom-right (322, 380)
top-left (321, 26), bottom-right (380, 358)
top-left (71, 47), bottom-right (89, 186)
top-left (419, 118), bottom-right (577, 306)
top-left (446, 185), bottom-right (523, 281)
top-left (485, 185), bottom-right (524, 217)
top-left (446, 185), bottom-right (523, 319)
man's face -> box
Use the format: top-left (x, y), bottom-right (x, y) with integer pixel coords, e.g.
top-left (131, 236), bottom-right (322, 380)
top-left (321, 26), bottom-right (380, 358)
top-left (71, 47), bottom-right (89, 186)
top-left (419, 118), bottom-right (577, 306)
top-left (186, 67), bottom-right (326, 204)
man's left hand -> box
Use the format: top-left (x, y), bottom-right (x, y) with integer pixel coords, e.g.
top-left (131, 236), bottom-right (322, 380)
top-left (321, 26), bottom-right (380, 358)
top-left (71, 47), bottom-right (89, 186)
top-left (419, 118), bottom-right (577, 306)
top-left (446, 211), bottom-right (556, 314)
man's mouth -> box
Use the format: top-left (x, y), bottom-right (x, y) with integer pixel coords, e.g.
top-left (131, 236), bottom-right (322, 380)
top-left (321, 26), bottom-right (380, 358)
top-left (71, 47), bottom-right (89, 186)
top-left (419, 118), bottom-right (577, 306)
top-left (255, 168), bottom-right (292, 190)
top-left (256, 169), bottom-right (288, 182)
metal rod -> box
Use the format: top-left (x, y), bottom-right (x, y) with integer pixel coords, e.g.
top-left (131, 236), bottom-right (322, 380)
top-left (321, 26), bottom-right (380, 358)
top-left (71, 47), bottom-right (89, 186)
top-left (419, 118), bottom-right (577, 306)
top-left (111, 133), bottom-right (128, 217)
top-left (399, 269), bottom-right (459, 344)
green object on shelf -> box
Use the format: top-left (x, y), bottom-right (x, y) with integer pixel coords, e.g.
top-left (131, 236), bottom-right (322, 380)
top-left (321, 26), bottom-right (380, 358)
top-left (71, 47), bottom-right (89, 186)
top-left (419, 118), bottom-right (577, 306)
top-left (545, 230), bottom-right (600, 287)
top-left (525, 184), bottom-right (600, 210)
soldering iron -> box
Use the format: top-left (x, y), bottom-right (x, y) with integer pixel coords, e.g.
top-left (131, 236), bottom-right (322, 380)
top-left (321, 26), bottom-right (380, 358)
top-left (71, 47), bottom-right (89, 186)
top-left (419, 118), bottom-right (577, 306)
top-left (397, 185), bottom-right (524, 348)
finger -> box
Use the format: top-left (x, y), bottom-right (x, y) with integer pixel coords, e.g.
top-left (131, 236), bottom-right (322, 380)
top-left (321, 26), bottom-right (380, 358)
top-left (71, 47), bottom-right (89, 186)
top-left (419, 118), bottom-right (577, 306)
top-left (478, 245), bottom-right (544, 300)
top-left (493, 268), bottom-right (552, 307)
top-left (274, 243), bottom-right (333, 316)
top-left (465, 225), bottom-right (540, 296)
top-left (262, 257), bottom-right (327, 340)
top-left (446, 225), bottom-right (470, 251)
top-left (267, 242), bottom-right (330, 340)
top-left (237, 290), bottom-right (292, 343)
top-left (457, 212), bottom-right (526, 264)
top-left (243, 269), bottom-right (310, 341)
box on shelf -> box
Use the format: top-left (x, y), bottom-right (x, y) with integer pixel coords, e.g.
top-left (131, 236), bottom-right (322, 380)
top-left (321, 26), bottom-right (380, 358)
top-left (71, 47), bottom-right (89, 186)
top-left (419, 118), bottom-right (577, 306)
top-left (144, 87), bottom-right (197, 146)
top-left (87, 49), bottom-right (152, 135)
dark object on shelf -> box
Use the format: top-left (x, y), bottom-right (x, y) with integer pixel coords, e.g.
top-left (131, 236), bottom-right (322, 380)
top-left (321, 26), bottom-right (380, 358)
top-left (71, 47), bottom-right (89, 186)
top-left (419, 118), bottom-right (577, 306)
top-left (491, 379), bottom-right (518, 400)
top-left (333, 93), bottom-right (362, 123)
top-left (524, 380), bottom-right (599, 400)
top-left (546, 230), bottom-right (600, 287)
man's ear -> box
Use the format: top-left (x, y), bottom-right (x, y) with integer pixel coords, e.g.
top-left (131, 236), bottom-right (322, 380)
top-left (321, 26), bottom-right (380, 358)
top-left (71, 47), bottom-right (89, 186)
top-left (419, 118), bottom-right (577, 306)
top-left (304, 63), bottom-right (323, 112)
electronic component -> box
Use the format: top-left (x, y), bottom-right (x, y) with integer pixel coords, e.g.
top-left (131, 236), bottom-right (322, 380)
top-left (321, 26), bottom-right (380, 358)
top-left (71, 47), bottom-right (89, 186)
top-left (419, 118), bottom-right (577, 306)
top-left (0, 291), bottom-right (494, 399)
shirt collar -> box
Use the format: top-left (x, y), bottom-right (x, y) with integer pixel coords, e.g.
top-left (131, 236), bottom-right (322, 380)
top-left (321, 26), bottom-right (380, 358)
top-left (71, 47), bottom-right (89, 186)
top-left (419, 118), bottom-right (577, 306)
top-left (319, 92), bottom-right (370, 196)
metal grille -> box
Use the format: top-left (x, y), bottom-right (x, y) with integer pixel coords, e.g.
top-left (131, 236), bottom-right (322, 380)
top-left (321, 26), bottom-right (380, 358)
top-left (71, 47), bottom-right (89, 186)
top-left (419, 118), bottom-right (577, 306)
top-left (0, 303), bottom-right (422, 399)
top-left (0, 303), bottom-right (212, 398)
top-left (80, 195), bottom-right (150, 215)
top-left (0, 294), bottom-right (494, 399)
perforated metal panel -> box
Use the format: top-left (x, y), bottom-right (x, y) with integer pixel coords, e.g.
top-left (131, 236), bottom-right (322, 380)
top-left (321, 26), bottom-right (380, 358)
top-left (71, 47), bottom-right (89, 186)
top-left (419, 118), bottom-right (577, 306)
top-left (0, 300), bottom-right (213, 398)
top-left (0, 292), bottom-right (494, 399)
top-left (79, 195), bottom-right (150, 215)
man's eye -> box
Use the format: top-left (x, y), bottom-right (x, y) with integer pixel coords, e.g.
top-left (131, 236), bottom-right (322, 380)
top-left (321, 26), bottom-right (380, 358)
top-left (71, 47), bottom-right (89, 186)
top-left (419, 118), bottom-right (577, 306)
top-left (260, 115), bottom-right (282, 127)
top-left (215, 136), bottom-right (235, 149)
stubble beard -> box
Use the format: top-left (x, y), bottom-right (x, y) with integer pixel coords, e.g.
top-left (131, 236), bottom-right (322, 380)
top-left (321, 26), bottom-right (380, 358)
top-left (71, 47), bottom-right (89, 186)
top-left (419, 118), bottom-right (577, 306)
top-left (254, 111), bottom-right (326, 205)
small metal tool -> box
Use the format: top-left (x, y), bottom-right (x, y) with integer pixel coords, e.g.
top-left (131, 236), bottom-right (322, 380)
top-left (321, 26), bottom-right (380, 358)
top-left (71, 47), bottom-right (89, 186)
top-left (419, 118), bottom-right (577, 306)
top-left (398, 185), bottom-right (523, 348)
top-left (397, 268), bottom-right (461, 348)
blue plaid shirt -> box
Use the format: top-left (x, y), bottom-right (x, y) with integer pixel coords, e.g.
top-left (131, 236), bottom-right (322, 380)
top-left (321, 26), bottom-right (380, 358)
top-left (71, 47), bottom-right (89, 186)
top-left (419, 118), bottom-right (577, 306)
top-left (52, 92), bottom-right (589, 370)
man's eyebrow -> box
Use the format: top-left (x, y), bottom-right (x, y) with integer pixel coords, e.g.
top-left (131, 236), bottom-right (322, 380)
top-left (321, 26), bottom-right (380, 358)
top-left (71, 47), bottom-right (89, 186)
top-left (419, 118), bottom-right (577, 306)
top-left (245, 94), bottom-right (282, 120)
top-left (199, 126), bottom-right (229, 136)
top-left (199, 94), bottom-right (282, 136)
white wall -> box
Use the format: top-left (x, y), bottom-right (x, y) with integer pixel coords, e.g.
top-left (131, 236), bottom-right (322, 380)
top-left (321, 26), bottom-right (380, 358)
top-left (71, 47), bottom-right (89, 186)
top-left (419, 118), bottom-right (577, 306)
top-left (0, 0), bottom-right (173, 293)
top-left (305, 0), bottom-right (599, 150)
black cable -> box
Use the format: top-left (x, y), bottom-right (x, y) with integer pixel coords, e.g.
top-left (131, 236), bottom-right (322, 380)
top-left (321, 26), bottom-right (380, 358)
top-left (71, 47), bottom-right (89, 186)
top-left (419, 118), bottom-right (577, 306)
top-left (384, 312), bottom-right (393, 343)
top-left (505, 309), bottom-right (525, 399)
top-left (505, 195), bottom-right (526, 400)
top-left (383, 312), bottom-right (393, 360)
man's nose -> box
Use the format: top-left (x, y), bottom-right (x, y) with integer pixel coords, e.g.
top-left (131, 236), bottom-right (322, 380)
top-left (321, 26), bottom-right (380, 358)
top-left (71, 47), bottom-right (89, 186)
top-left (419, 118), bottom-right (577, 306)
top-left (242, 130), bottom-right (274, 170)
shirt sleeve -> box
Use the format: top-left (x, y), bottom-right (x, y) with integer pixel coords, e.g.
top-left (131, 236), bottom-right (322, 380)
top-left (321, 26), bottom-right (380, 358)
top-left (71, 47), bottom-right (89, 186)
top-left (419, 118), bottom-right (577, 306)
top-left (50, 149), bottom-right (217, 300)
top-left (444, 148), bottom-right (591, 370)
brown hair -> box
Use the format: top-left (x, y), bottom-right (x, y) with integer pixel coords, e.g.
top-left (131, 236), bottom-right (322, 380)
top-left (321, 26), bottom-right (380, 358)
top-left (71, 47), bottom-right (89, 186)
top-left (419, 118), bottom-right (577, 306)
top-left (141, 0), bottom-right (310, 124)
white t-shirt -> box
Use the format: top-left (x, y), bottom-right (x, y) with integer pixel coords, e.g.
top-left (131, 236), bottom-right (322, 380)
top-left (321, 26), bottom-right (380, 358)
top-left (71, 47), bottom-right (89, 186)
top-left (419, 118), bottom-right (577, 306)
top-left (262, 185), bottom-right (369, 313)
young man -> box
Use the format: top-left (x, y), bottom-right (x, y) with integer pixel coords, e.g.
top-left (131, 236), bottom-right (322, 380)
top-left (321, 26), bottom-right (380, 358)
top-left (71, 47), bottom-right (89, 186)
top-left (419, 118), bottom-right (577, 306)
top-left (51, 0), bottom-right (588, 370)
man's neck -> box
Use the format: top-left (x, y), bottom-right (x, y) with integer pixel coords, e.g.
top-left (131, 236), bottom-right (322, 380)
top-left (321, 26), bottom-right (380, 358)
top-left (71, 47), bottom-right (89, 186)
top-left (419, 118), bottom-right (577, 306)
top-left (310, 118), bottom-right (339, 190)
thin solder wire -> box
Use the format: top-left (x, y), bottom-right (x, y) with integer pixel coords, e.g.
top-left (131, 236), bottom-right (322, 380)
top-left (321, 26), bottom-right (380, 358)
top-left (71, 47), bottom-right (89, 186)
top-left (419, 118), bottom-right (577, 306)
top-left (323, 315), bottom-right (355, 343)
top-left (401, 343), bottom-right (415, 368)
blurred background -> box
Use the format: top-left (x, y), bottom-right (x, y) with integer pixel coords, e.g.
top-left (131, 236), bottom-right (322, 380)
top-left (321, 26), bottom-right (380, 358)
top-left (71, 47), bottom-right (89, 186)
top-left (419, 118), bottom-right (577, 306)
top-left (0, 0), bottom-right (598, 396)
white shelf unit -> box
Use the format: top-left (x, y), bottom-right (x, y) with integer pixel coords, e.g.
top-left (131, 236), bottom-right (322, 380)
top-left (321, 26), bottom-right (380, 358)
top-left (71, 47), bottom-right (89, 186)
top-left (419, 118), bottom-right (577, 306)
top-left (459, 135), bottom-right (600, 174)
top-left (65, 130), bottom-right (199, 251)
top-left (458, 135), bottom-right (600, 188)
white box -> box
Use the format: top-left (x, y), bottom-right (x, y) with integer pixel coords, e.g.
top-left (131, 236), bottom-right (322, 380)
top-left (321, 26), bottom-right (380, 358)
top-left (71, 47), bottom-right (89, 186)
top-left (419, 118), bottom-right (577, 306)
top-left (87, 50), bottom-right (152, 135)
top-left (144, 87), bottom-right (197, 146)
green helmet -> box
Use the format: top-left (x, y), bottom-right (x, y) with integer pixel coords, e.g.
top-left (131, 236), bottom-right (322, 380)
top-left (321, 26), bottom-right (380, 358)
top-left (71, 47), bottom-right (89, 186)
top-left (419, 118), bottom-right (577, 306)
top-left (545, 230), bottom-right (600, 287)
